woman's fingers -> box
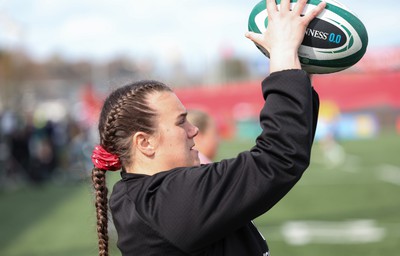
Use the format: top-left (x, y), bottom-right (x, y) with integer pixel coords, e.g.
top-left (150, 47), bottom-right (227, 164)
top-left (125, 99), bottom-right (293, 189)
top-left (303, 1), bottom-right (326, 23)
top-left (292, 0), bottom-right (308, 16)
top-left (245, 31), bottom-right (263, 46)
top-left (284, 0), bottom-right (326, 21)
top-left (279, 0), bottom-right (291, 13)
top-left (266, 0), bottom-right (278, 14)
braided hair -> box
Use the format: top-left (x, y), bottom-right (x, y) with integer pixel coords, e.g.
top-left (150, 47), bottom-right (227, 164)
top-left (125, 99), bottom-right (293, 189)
top-left (91, 80), bottom-right (172, 256)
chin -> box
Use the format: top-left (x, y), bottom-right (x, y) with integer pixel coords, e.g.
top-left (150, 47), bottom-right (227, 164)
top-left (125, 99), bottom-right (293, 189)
top-left (189, 162), bottom-right (200, 167)
top-left (192, 158), bottom-right (201, 167)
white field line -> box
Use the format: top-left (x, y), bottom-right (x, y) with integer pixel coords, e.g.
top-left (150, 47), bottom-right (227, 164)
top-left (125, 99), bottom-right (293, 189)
top-left (280, 219), bottom-right (386, 245)
top-left (258, 221), bottom-right (400, 243)
top-left (309, 153), bottom-right (400, 186)
top-left (311, 152), bottom-right (362, 172)
top-left (376, 164), bottom-right (400, 186)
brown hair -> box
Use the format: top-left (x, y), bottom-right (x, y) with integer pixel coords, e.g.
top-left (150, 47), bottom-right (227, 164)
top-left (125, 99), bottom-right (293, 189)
top-left (91, 80), bottom-right (172, 256)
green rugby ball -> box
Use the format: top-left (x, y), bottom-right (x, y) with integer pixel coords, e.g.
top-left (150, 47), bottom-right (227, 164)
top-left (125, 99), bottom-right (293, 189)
top-left (248, 0), bottom-right (368, 74)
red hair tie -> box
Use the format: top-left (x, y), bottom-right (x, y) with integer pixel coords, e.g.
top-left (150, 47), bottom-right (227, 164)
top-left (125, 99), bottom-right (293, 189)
top-left (91, 145), bottom-right (121, 171)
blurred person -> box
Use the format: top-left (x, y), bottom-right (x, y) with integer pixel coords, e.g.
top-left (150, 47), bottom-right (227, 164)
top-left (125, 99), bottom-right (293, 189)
top-left (1, 113), bottom-right (31, 189)
top-left (10, 124), bottom-right (31, 175)
top-left (90, 0), bottom-right (325, 255)
top-left (28, 120), bottom-right (57, 184)
top-left (316, 100), bottom-right (346, 168)
top-left (187, 109), bottom-right (219, 163)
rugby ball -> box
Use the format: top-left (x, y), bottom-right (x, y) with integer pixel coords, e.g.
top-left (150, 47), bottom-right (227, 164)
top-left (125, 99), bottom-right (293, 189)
top-left (248, 0), bottom-right (368, 74)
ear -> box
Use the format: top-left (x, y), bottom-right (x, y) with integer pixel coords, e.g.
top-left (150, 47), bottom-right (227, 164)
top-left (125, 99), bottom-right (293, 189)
top-left (133, 132), bottom-right (155, 157)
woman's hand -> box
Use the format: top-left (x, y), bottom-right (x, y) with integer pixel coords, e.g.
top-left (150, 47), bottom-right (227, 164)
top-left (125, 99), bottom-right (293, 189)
top-left (246, 0), bottom-right (326, 73)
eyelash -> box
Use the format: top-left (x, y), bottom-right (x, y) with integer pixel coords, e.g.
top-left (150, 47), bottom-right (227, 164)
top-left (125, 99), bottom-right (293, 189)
top-left (178, 119), bottom-right (186, 125)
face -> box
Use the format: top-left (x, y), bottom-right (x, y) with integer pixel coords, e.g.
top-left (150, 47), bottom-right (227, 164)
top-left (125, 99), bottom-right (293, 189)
top-left (148, 91), bottom-right (200, 170)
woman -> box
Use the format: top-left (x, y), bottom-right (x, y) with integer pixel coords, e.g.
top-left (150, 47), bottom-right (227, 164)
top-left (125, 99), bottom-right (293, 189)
top-left (91, 0), bottom-right (325, 255)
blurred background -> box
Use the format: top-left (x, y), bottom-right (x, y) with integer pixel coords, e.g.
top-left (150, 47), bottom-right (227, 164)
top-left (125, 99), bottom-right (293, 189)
top-left (0, 0), bottom-right (399, 255)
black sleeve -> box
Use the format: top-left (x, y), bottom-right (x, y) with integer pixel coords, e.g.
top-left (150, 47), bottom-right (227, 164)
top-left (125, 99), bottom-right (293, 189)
top-left (133, 69), bottom-right (319, 252)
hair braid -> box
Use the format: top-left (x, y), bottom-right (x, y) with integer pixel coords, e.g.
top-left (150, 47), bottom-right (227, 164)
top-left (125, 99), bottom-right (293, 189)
top-left (92, 167), bottom-right (109, 256)
top-left (92, 80), bottom-right (172, 255)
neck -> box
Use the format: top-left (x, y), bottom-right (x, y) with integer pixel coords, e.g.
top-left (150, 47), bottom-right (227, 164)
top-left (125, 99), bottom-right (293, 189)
top-left (125, 165), bottom-right (158, 176)
top-left (125, 156), bottom-right (167, 176)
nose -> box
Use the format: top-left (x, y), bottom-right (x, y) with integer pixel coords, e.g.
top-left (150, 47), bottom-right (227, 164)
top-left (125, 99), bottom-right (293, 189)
top-left (188, 123), bottom-right (199, 138)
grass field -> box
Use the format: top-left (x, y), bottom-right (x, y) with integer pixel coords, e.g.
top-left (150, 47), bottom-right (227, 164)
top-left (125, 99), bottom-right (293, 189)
top-left (0, 131), bottom-right (399, 256)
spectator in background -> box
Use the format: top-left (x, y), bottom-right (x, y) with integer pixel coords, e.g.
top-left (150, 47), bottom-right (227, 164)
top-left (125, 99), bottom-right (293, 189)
top-left (187, 109), bottom-right (220, 164)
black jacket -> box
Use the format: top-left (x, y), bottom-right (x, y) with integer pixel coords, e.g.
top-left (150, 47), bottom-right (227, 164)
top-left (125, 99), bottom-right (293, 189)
top-left (109, 69), bottom-right (319, 255)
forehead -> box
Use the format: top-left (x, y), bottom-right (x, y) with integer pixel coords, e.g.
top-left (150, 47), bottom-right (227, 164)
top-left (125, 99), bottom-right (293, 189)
top-left (147, 91), bottom-right (186, 119)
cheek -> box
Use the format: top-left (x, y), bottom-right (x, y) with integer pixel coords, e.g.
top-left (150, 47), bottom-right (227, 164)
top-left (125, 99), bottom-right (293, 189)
top-left (165, 129), bottom-right (184, 148)
top-left (159, 126), bottom-right (189, 150)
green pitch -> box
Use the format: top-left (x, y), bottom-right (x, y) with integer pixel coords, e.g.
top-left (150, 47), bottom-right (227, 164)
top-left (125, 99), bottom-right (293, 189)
top-left (0, 132), bottom-right (399, 256)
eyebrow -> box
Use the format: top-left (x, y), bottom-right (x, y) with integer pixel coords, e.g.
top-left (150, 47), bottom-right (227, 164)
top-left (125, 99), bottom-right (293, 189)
top-left (178, 111), bottom-right (187, 119)
top-left (176, 111), bottom-right (187, 122)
